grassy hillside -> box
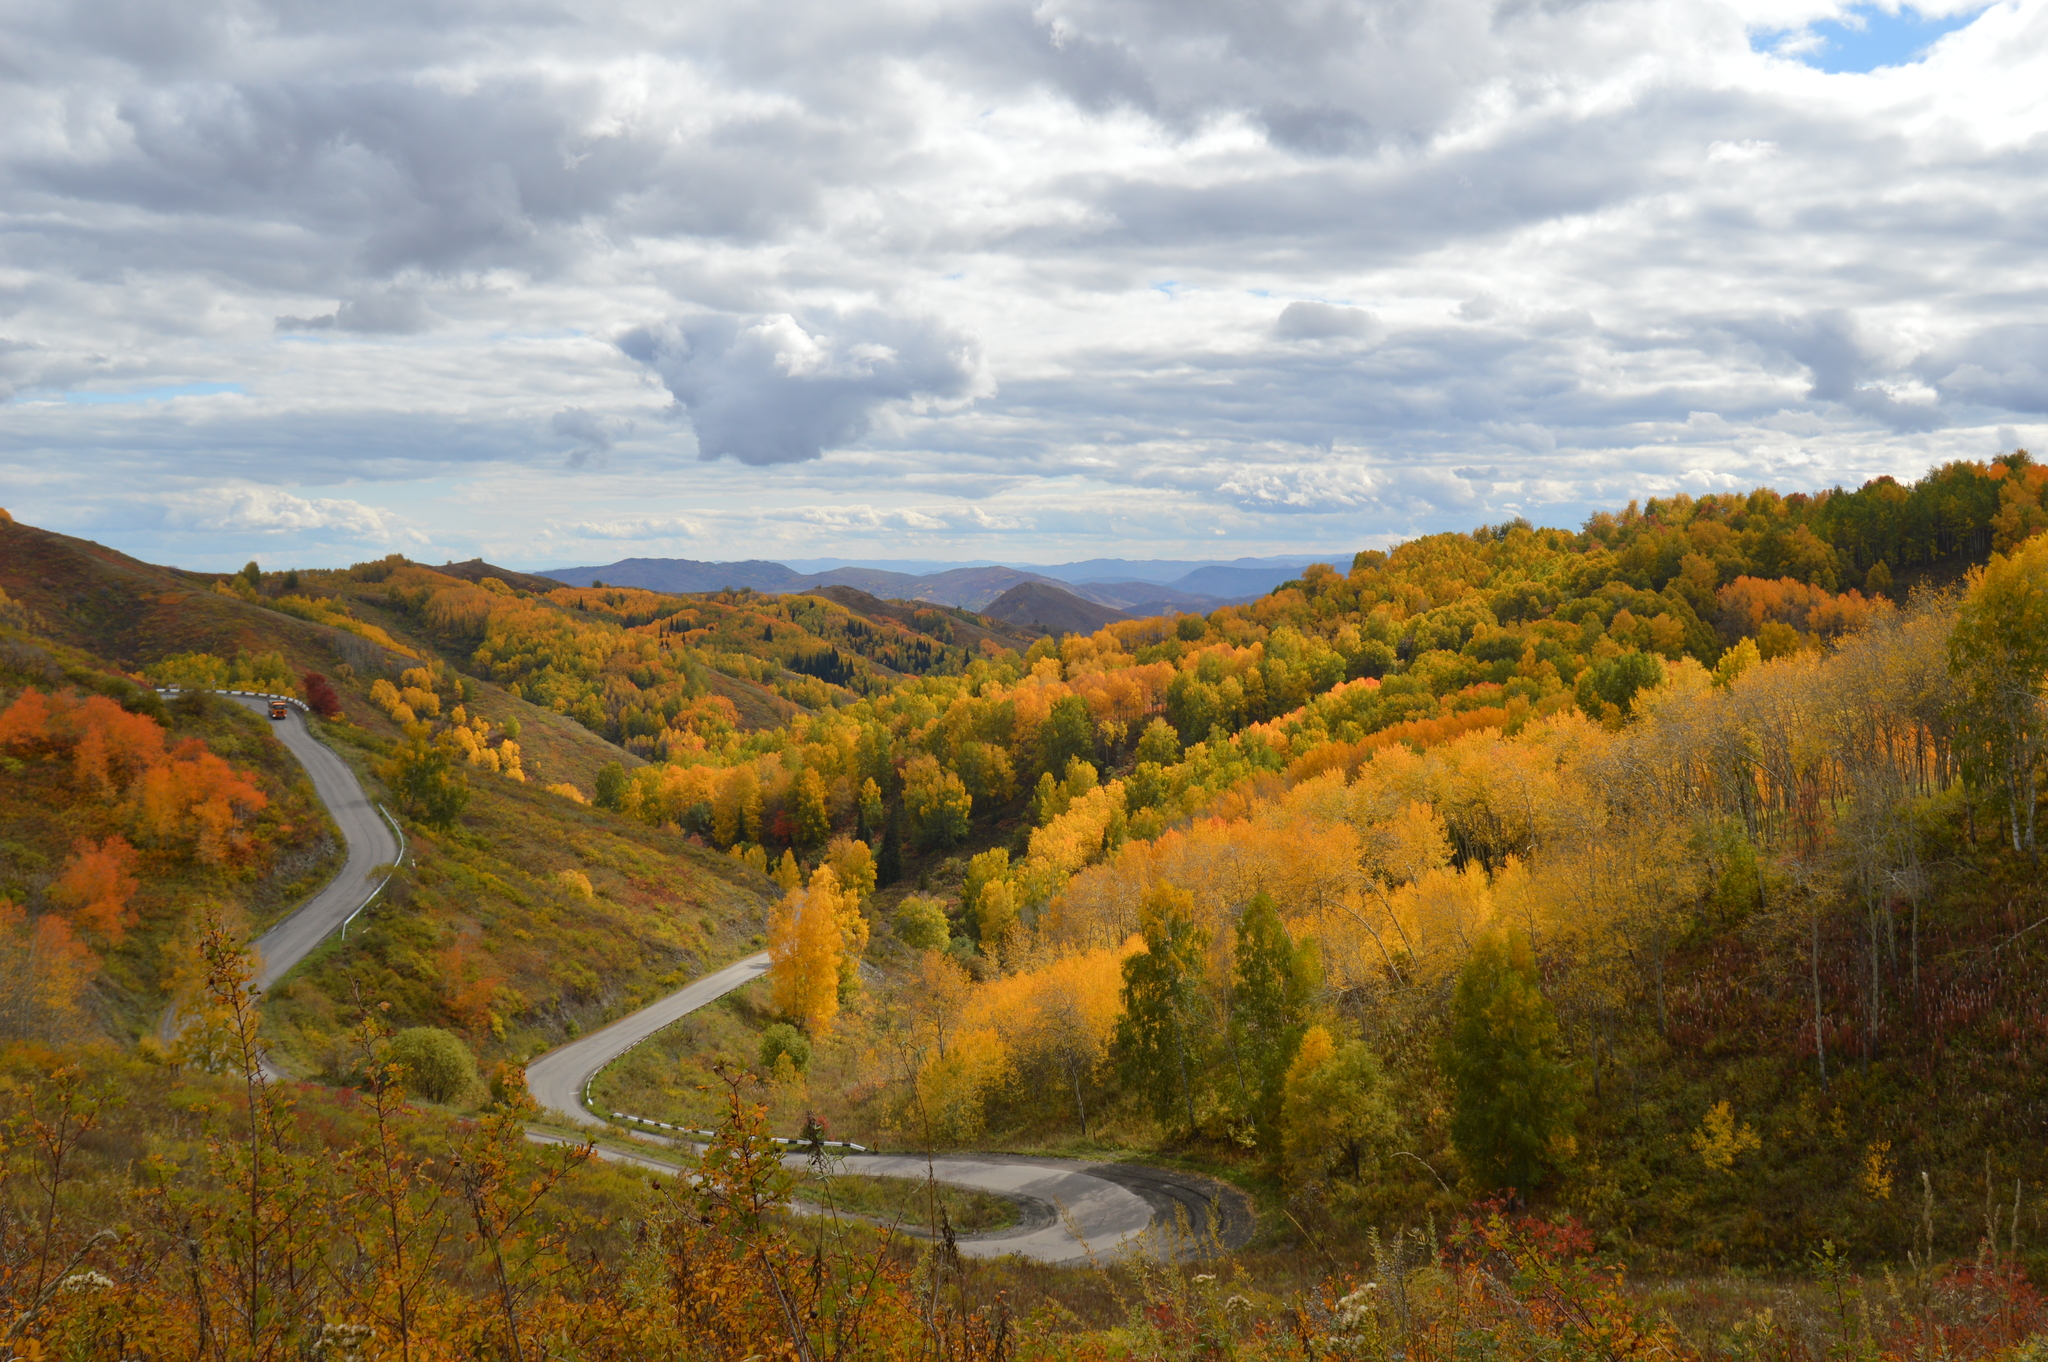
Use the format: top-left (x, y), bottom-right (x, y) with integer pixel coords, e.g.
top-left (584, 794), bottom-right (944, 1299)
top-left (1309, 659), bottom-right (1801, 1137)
top-left (0, 523), bottom-right (788, 1070)
top-left (258, 722), bottom-right (780, 1078)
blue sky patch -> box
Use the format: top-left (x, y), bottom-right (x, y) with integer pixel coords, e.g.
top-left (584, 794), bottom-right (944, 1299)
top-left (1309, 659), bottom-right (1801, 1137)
top-left (1757, 4), bottom-right (1985, 74)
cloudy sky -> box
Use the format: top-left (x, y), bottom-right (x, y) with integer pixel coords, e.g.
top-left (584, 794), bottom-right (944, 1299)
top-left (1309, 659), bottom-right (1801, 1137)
top-left (2, 0), bottom-right (2044, 571)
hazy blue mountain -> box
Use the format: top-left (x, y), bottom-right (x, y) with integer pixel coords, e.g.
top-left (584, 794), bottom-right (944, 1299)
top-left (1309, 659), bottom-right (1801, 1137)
top-left (779, 558), bottom-right (1002, 574)
top-left (1065, 581), bottom-right (1235, 614)
top-left (1170, 564), bottom-right (1317, 598)
top-left (541, 558), bottom-right (811, 592)
top-left (536, 552), bottom-right (1338, 610)
top-left (769, 554), bottom-right (1335, 582)
top-left (1046, 555), bottom-right (1331, 585)
top-left (798, 565), bottom-right (1060, 611)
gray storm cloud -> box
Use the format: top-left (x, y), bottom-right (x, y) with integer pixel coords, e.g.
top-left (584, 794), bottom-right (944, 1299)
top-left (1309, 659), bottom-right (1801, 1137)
top-left (1929, 325), bottom-right (2048, 416)
top-left (618, 313), bottom-right (984, 466)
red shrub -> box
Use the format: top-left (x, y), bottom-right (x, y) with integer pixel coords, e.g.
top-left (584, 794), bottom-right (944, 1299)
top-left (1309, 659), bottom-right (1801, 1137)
top-left (301, 671), bottom-right (343, 720)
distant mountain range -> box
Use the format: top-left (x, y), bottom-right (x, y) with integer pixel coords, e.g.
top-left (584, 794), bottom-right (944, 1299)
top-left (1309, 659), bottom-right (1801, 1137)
top-left (771, 554), bottom-right (1333, 586)
top-left (533, 554), bottom-right (1338, 613)
top-left (980, 582), bottom-right (1134, 634)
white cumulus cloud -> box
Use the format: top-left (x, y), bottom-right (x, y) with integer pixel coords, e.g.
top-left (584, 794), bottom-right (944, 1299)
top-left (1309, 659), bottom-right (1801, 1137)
top-left (557, 515), bottom-right (704, 540)
top-left (162, 488), bottom-right (424, 542)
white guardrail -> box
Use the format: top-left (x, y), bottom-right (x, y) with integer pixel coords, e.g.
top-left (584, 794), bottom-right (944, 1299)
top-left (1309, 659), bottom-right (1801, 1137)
top-left (342, 805), bottom-right (407, 940)
top-left (156, 686), bottom-right (311, 712)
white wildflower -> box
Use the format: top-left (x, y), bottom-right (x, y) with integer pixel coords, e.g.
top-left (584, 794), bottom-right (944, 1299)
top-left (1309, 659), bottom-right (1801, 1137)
top-left (315, 1321), bottom-right (375, 1361)
top-left (1334, 1282), bottom-right (1380, 1327)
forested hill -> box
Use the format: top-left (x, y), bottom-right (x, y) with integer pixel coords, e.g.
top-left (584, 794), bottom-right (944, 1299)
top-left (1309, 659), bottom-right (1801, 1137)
top-left (7, 453), bottom-right (2048, 1356)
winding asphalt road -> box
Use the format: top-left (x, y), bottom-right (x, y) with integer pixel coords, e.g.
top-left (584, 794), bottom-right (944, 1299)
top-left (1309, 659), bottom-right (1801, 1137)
top-left (210, 693), bottom-right (403, 991)
top-left (185, 692), bottom-right (1250, 1265)
top-left (525, 952), bottom-right (772, 1128)
top-left (525, 953), bottom-right (1253, 1264)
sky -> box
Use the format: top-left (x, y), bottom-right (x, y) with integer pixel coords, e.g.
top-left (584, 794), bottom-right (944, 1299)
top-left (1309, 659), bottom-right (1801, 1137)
top-left (2, 0), bottom-right (2044, 572)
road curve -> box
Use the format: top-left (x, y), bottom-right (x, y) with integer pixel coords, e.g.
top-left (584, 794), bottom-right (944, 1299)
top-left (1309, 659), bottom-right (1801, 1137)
top-left (526, 952), bottom-right (772, 1128)
top-left (827, 1153), bottom-right (1154, 1263)
top-left (523, 954), bottom-right (1251, 1264)
top-left (212, 694), bottom-right (402, 991)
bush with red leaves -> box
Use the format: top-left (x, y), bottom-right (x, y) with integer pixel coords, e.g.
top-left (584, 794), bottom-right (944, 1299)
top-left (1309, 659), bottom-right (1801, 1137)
top-left (1458, 1196), bottom-right (1596, 1262)
top-left (301, 671), bottom-right (343, 720)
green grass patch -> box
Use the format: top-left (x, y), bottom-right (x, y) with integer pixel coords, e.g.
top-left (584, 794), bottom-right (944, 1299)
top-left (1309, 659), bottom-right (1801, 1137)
top-left (810, 1173), bottom-right (1019, 1234)
top-left (588, 978), bottom-right (785, 1130)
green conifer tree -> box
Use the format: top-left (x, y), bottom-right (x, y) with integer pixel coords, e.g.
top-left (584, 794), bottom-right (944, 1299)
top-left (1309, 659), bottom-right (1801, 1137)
top-left (1114, 883), bottom-right (1210, 1133)
top-left (1439, 930), bottom-right (1578, 1194)
top-left (1229, 893), bottom-right (1319, 1142)
top-left (875, 809), bottom-right (902, 886)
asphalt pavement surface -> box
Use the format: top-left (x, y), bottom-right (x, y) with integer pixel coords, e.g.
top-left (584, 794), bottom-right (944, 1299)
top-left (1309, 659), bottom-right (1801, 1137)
top-left (213, 694), bottom-right (402, 991)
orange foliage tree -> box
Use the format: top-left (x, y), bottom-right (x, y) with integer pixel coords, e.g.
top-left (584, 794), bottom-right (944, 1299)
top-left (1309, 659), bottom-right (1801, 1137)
top-left (48, 837), bottom-right (141, 945)
top-left (133, 740), bottom-right (268, 863)
top-left (436, 938), bottom-right (512, 1041)
top-left (0, 688), bottom-right (268, 863)
top-left (0, 688), bottom-right (167, 795)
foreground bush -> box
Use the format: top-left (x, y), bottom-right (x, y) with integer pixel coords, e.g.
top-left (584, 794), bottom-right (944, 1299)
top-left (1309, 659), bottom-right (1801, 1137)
top-left (387, 1025), bottom-right (482, 1104)
top-left (9, 920), bottom-right (2044, 1361)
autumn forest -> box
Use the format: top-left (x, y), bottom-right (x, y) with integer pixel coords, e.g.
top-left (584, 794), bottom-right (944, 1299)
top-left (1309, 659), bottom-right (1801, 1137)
top-left (7, 455), bottom-right (2048, 1358)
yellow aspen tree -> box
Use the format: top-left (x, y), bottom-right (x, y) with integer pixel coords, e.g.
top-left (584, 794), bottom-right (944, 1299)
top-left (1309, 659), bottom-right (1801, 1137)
top-left (858, 776), bottom-right (885, 840)
top-left (712, 765), bottom-right (763, 847)
top-left (768, 879), bottom-right (843, 1036)
top-left (975, 879), bottom-right (1020, 957)
top-left (1279, 1023), bottom-right (1336, 1183)
top-left (1280, 1025), bottom-right (1398, 1186)
top-left (711, 769), bottom-right (745, 847)
top-left (915, 1027), bottom-right (1008, 1145)
top-left (807, 864), bottom-right (870, 1001)
top-left (1951, 534), bottom-right (2048, 853)
top-left (793, 768), bottom-right (831, 848)
top-left (826, 836), bottom-right (876, 903)
top-left (961, 848), bottom-right (1010, 920)
top-left (739, 768), bottom-right (764, 842)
